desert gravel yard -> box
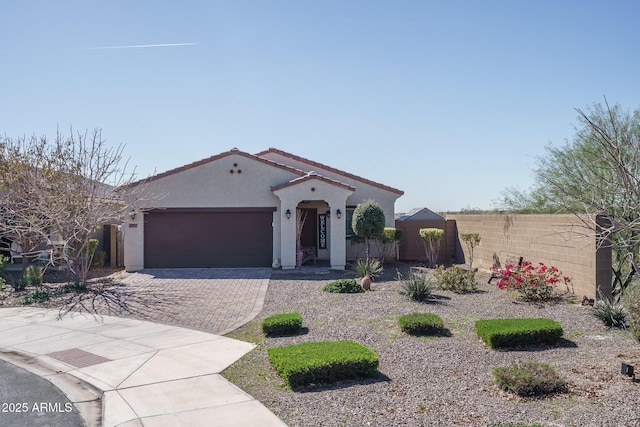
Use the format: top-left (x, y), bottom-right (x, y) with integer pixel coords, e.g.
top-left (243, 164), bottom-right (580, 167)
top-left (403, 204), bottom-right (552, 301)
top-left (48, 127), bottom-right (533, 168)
top-left (223, 266), bottom-right (640, 427)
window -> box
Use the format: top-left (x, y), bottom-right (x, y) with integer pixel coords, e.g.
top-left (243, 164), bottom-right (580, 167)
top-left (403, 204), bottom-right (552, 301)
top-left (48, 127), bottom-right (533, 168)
top-left (345, 207), bottom-right (356, 237)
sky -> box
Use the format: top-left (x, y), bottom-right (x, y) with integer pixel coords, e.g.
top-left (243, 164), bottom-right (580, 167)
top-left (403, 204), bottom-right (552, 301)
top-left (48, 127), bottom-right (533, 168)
top-left (2, 1), bottom-right (639, 213)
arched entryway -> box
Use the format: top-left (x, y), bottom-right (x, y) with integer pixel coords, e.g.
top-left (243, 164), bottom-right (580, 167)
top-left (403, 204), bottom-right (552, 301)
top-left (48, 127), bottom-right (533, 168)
top-left (272, 172), bottom-right (354, 270)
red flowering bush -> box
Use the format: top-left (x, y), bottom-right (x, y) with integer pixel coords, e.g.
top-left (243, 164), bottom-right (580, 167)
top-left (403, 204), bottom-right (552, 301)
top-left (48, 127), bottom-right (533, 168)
top-left (492, 261), bottom-right (571, 302)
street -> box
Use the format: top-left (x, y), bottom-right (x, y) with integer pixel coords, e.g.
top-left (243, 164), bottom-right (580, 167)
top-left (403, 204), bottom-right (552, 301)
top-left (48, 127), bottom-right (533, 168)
top-left (0, 359), bottom-right (84, 427)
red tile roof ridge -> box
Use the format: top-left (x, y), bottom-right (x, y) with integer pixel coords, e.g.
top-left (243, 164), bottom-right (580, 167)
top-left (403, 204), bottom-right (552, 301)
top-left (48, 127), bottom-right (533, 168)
top-left (271, 171), bottom-right (355, 192)
top-left (125, 148), bottom-right (306, 187)
top-left (255, 147), bottom-right (404, 195)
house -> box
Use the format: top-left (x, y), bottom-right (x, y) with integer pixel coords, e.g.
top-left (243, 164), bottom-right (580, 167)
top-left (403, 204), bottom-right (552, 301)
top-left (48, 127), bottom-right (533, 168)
top-left (395, 207), bottom-right (450, 264)
top-left (123, 148), bottom-right (403, 271)
top-left (396, 207), bottom-right (445, 222)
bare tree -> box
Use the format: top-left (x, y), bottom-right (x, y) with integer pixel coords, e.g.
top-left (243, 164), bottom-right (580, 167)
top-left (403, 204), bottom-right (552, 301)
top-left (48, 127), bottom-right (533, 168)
top-left (544, 102), bottom-right (640, 279)
top-left (500, 100), bottom-right (640, 299)
top-left (0, 128), bottom-right (146, 283)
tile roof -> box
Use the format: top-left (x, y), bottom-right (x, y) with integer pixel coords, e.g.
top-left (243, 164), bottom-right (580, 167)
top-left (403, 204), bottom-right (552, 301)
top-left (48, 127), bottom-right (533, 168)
top-left (125, 147), bottom-right (403, 198)
top-left (125, 148), bottom-right (305, 187)
top-left (255, 147), bottom-right (404, 195)
top-left (271, 171), bottom-right (355, 192)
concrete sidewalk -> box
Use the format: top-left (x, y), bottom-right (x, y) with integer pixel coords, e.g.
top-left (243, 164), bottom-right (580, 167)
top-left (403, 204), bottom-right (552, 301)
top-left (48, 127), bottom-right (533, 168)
top-left (0, 307), bottom-right (287, 427)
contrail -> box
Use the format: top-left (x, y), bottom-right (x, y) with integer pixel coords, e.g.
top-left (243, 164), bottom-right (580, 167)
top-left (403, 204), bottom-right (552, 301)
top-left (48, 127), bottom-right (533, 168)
top-left (82, 43), bottom-right (196, 50)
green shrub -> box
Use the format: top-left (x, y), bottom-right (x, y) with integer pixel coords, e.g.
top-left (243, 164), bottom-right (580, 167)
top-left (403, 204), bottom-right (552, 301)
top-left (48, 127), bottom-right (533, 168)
top-left (624, 285), bottom-right (640, 342)
top-left (11, 278), bottom-right (27, 292)
top-left (88, 238), bottom-right (99, 255)
top-left (399, 272), bottom-right (433, 301)
top-left (434, 265), bottom-right (477, 293)
top-left (64, 281), bottom-right (88, 293)
top-left (23, 265), bottom-right (43, 286)
top-left (262, 312), bottom-right (303, 336)
top-left (460, 232), bottom-right (481, 271)
top-left (593, 293), bottom-right (627, 328)
top-left (380, 227), bottom-right (402, 244)
top-left (419, 228), bottom-right (444, 267)
top-left (17, 290), bottom-right (50, 305)
top-left (475, 318), bottom-right (563, 349)
top-left (0, 254), bottom-right (8, 288)
top-left (492, 361), bottom-right (567, 397)
top-left (350, 259), bottom-right (383, 279)
top-left (91, 250), bottom-right (106, 269)
top-left (352, 200), bottom-right (385, 242)
top-left (322, 279), bottom-right (364, 294)
top-left (399, 312), bottom-right (445, 336)
top-left (267, 340), bottom-right (379, 388)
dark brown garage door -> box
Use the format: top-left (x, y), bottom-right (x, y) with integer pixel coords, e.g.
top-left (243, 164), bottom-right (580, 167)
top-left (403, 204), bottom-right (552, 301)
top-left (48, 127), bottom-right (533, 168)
top-left (144, 208), bottom-right (274, 268)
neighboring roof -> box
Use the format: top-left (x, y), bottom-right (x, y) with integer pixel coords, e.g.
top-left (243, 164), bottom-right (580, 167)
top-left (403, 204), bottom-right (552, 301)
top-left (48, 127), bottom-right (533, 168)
top-left (397, 207), bottom-right (445, 221)
top-left (271, 171), bottom-right (355, 192)
top-left (125, 148), bottom-right (306, 187)
top-left (255, 148), bottom-right (404, 196)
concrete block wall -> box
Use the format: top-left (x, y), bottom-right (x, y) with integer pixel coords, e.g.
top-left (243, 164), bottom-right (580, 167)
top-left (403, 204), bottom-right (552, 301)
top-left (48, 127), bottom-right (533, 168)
top-left (446, 214), bottom-right (611, 300)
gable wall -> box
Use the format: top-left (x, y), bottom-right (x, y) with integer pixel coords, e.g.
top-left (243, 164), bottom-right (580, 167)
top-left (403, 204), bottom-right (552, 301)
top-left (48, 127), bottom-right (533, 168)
top-left (143, 153), bottom-right (299, 208)
top-left (259, 152), bottom-right (401, 227)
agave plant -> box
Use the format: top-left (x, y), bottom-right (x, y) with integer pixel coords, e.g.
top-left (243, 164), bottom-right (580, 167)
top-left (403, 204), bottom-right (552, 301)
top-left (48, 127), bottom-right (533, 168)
top-left (351, 258), bottom-right (383, 280)
top-left (399, 272), bottom-right (433, 302)
top-left (593, 291), bottom-right (627, 328)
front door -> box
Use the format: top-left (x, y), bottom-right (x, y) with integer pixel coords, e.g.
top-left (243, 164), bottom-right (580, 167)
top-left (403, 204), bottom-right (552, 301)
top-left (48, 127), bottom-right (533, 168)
top-left (299, 208), bottom-right (317, 250)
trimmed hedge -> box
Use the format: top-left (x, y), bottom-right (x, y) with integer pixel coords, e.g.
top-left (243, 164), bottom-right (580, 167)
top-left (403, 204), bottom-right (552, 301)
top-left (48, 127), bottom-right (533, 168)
top-left (322, 279), bottom-right (364, 294)
top-left (399, 313), bottom-right (445, 336)
top-left (262, 312), bottom-right (303, 336)
top-left (475, 318), bottom-right (563, 349)
top-left (267, 340), bottom-right (379, 388)
top-left (492, 361), bottom-right (567, 397)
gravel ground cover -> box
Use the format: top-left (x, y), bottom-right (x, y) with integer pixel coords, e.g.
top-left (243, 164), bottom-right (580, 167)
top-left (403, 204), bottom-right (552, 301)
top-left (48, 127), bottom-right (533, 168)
top-left (223, 265), bottom-right (640, 427)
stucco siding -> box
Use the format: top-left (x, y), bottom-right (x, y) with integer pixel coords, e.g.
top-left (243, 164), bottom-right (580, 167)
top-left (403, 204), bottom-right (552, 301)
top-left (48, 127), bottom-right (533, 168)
top-left (260, 152), bottom-right (400, 227)
top-left (124, 149), bottom-right (401, 271)
top-left (144, 153), bottom-right (299, 208)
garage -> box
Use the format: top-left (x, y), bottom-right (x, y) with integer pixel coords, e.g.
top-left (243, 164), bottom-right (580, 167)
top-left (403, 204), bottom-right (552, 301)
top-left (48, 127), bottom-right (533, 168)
top-left (143, 208), bottom-right (274, 268)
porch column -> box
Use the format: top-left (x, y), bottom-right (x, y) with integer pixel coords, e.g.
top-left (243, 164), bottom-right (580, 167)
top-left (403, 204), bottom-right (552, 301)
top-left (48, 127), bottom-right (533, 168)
top-left (124, 211), bottom-right (144, 271)
top-left (328, 200), bottom-right (347, 270)
top-left (279, 204), bottom-right (297, 269)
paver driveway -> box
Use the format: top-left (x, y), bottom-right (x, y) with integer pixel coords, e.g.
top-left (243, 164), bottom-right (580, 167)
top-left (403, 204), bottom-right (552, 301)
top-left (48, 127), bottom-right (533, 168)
top-left (99, 268), bottom-right (272, 335)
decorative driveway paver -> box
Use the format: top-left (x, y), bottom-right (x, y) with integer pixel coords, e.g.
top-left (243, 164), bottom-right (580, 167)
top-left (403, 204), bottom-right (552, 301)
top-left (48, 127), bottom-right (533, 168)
top-left (93, 268), bottom-right (272, 335)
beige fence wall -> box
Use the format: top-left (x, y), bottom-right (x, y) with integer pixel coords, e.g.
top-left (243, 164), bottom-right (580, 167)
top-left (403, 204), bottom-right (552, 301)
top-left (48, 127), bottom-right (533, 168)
top-left (446, 214), bottom-right (611, 300)
top-left (395, 219), bottom-right (454, 265)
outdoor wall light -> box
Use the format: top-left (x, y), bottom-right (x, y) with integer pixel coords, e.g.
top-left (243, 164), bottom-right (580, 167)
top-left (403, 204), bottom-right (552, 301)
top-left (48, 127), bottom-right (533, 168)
top-left (621, 362), bottom-right (635, 378)
top-left (336, 209), bottom-right (342, 219)
top-left (326, 209), bottom-right (331, 217)
top-left (286, 209), bottom-right (291, 219)
top-left (129, 212), bottom-right (137, 221)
